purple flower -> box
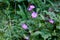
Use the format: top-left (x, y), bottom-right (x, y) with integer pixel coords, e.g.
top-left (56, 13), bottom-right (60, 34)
top-left (31, 11), bottom-right (37, 18)
top-left (28, 5), bottom-right (35, 11)
top-left (21, 23), bottom-right (28, 29)
top-left (49, 19), bottom-right (54, 24)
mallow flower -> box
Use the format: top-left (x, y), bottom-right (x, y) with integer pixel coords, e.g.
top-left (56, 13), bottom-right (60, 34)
top-left (31, 11), bottom-right (37, 18)
top-left (28, 5), bottom-right (35, 11)
top-left (49, 19), bottom-right (54, 24)
top-left (21, 23), bottom-right (28, 29)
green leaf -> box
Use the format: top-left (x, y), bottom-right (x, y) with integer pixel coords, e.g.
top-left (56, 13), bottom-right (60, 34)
top-left (40, 29), bottom-right (51, 39)
top-left (31, 31), bottom-right (41, 36)
top-left (56, 26), bottom-right (60, 29)
top-left (0, 0), bottom-right (3, 2)
top-left (17, 5), bottom-right (26, 20)
top-left (15, 0), bottom-right (24, 2)
top-left (40, 14), bottom-right (45, 20)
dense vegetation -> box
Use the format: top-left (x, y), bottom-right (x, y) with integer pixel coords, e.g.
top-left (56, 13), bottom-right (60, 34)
top-left (0, 0), bottom-right (60, 40)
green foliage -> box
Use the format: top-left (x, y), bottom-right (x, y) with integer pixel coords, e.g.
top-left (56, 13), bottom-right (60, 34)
top-left (0, 0), bottom-right (60, 40)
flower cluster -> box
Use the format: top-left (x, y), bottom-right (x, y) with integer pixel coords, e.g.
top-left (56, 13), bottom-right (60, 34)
top-left (21, 5), bottom-right (54, 30)
top-left (28, 5), bottom-right (38, 18)
top-left (21, 4), bottom-right (54, 40)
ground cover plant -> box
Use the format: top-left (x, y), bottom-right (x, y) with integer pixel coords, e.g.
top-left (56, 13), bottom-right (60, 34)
top-left (0, 0), bottom-right (60, 40)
